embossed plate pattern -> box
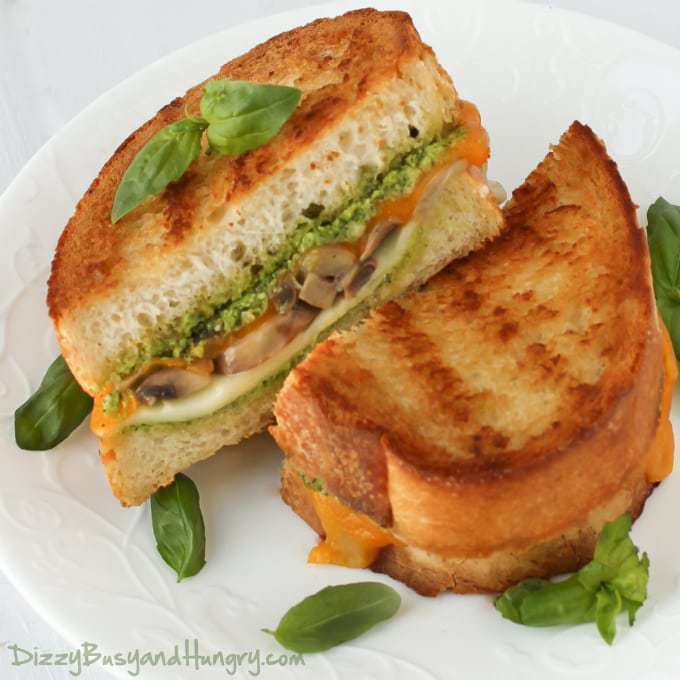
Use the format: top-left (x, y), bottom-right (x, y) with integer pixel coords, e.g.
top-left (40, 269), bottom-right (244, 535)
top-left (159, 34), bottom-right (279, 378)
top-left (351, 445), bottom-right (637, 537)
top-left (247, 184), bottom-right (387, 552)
top-left (1, 1), bottom-right (680, 678)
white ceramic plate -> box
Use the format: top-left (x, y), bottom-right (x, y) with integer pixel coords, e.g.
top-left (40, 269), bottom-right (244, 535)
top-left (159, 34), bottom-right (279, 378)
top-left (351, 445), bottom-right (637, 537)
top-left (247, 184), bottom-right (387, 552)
top-left (2, 1), bottom-right (680, 678)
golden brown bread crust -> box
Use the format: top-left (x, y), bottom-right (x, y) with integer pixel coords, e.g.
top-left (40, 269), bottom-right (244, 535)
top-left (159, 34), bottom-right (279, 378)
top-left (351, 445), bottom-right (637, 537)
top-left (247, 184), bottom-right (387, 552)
top-left (272, 121), bottom-right (664, 593)
top-left (47, 9), bottom-right (453, 323)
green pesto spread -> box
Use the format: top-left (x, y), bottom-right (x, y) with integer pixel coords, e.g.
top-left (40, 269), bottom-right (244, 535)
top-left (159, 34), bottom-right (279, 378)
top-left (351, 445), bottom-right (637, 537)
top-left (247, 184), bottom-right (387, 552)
top-left (112, 129), bottom-right (464, 383)
top-left (299, 472), bottom-right (327, 494)
top-left (122, 207), bottom-right (431, 428)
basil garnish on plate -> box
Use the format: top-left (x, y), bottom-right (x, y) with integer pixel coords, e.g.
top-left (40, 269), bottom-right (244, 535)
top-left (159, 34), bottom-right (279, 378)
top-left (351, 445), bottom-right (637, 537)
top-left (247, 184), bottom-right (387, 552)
top-left (647, 197), bottom-right (680, 359)
top-left (111, 79), bottom-right (302, 223)
top-left (151, 473), bottom-right (206, 582)
top-left (495, 513), bottom-right (649, 645)
top-left (263, 582), bottom-right (401, 653)
top-left (14, 355), bottom-right (93, 451)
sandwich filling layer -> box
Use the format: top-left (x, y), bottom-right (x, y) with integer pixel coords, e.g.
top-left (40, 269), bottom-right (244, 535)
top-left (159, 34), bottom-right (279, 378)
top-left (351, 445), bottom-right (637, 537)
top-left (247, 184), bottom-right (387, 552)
top-left (92, 104), bottom-right (490, 434)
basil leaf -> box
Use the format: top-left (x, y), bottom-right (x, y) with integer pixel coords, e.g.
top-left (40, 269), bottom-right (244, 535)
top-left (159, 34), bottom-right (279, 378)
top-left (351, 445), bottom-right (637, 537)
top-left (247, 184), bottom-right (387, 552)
top-left (150, 473), bottom-right (206, 581)
top-left (200, 79), bottom-right (301, 155)
top-left (595, 583), bottom-right (622, 645)
top-left (264, 582), bottom-right (401, 653)
top-left (495, 512), bottom-right (649, 645)
top-left (578, 513), bottom-right (634, 590)
top-left (111, 118), bottom-right (208, 223)
top-left (647, 197), bottom-right (680, 361)
top-left (615, 552), bottom-right (650, 626)
top-left (497, 575), bottom-right (596, 628)
top-left (14, 355), bottom-right (92, 450)
top-left (494, 578), bottom-right (548, 623)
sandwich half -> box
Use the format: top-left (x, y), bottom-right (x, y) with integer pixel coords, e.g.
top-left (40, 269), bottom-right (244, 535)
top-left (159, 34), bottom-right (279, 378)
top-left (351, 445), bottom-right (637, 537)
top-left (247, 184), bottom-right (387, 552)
top-left (272, 122), bottom-right (677, 595)
top-left (47, 9), bottom-right (503, 506)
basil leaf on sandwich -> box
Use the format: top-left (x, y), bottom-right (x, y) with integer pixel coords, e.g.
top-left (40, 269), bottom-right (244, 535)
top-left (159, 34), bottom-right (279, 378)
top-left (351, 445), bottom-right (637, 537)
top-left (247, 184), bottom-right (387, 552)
top-left (647, 197), bottom-right (680, 361)
top-left (495, 513), bottom-right (649, 644)
top-left (201, 80), bottom-right (302, 155)
top-left (14, 355), bottom-right (92, 451)
top-left (111, 80), bottom-right (302, 223)
top-left (263, 582), bottom-right (401, 653)
top-left (150, 473), bottom-right (206, 581)
top-left (111, 118), bottom-right (208, 223)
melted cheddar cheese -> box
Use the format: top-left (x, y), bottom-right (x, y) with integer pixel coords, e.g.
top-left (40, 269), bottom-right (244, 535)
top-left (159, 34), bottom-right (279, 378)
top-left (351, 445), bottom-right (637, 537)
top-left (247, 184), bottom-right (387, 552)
top-left (363, 101), bottom-right (489, 242)
top-left (646, 320), bottom-right (677, 482)
top-left (308, 492), bottom-right (399, 568)
top-left (454, 100), bottom-right (490, 167)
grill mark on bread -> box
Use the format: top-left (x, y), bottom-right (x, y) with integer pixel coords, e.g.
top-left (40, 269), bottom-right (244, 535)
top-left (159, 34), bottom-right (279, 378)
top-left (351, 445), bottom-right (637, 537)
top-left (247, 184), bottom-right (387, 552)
top-left (374, 302), bottom-right (475, 426)
top-left (461, 289), bottom-right (482, 311)
top-left (498, 321), bottom-right (518, 341)
top-left (470, 426), bottom-right (510, 455)
top-left (164, 173), bottom-right (197, 241)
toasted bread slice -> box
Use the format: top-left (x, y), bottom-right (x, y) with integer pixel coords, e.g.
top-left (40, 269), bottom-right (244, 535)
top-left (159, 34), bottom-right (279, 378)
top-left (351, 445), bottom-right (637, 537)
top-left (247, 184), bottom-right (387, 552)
top-left (49, 8), bottom-right (470, 394)
top-left (272, 122), bottom-right (673, 594)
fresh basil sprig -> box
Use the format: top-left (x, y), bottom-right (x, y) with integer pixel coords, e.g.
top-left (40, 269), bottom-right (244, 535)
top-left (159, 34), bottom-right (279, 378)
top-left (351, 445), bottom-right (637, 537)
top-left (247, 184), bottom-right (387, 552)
top-left (200, 80), bottom-right (301, 155)
top-left (495, 513), bottom-right (649, 645)
top-left (263, 582), bottom-right (400, 653)
top-left (14, 355), bottom-right (93, 451)
top-left (647, 197), bottom-right (680, 360)
top-left (111, 118), bottom-right (207, 223)
top-left (111, 80), bottom-right (302, 223)
top-left (150, 473), bottom-right (206, 582)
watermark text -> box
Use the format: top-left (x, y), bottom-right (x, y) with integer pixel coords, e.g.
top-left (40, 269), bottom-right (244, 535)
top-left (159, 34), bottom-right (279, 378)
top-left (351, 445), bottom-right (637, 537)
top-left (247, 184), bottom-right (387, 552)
top-left (5, 638), bottom-right (304, 677)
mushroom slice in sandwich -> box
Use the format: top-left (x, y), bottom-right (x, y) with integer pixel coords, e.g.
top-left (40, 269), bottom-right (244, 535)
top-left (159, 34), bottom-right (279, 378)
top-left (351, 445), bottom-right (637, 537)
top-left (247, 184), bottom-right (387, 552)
top-left (48, 9), bottom-right (504, 506)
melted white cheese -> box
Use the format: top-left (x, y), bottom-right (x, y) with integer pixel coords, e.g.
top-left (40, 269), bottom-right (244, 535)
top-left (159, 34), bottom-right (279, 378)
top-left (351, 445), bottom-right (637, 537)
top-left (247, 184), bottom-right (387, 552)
top-left (126, 221), bottom-right (417, 427)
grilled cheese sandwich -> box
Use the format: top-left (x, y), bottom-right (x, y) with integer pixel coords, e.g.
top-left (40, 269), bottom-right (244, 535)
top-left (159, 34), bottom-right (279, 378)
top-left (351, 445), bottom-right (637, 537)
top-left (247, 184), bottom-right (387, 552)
top-left (48, 9), bottom-right (504, 505)
top-left (272, 122), bottom-right (675, 594)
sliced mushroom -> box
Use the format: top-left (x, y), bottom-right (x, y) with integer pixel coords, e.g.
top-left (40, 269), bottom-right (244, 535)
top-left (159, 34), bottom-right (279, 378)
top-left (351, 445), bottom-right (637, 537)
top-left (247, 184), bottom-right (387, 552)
top-left (344, 258), bottom-right (377, 297)
top-left (360, 220), bottom-right (400, 261)
top-left (488, 179), bottom-right (507, 205)
top-left (135, 368), bottom-right (212, 405)
top-left (271, 272), bottom-right (299, 314)
top-left (216, 304), bottom-right (317, 375)
top-left (299, 272), bottom-right (337, 309)
top-left (298, 244), bottom-right (356, 281)
top-left (118, 364), bottom-right (154, 393)
top-left (301, 202), bottom-right (324, 219)
top-left (118, 360), bottom-right (179, 392)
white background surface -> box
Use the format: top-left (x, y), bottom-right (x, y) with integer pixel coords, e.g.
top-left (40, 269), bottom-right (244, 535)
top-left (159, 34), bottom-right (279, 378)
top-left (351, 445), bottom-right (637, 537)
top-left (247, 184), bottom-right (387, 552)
top-left (1, 1), bottom-right (680, 679)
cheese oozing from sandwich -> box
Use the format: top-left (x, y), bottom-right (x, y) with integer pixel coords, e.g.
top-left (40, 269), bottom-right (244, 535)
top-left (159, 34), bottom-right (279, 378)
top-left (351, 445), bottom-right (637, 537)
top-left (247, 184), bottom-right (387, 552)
top-left (646, 321), bottom-right (677, 482)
